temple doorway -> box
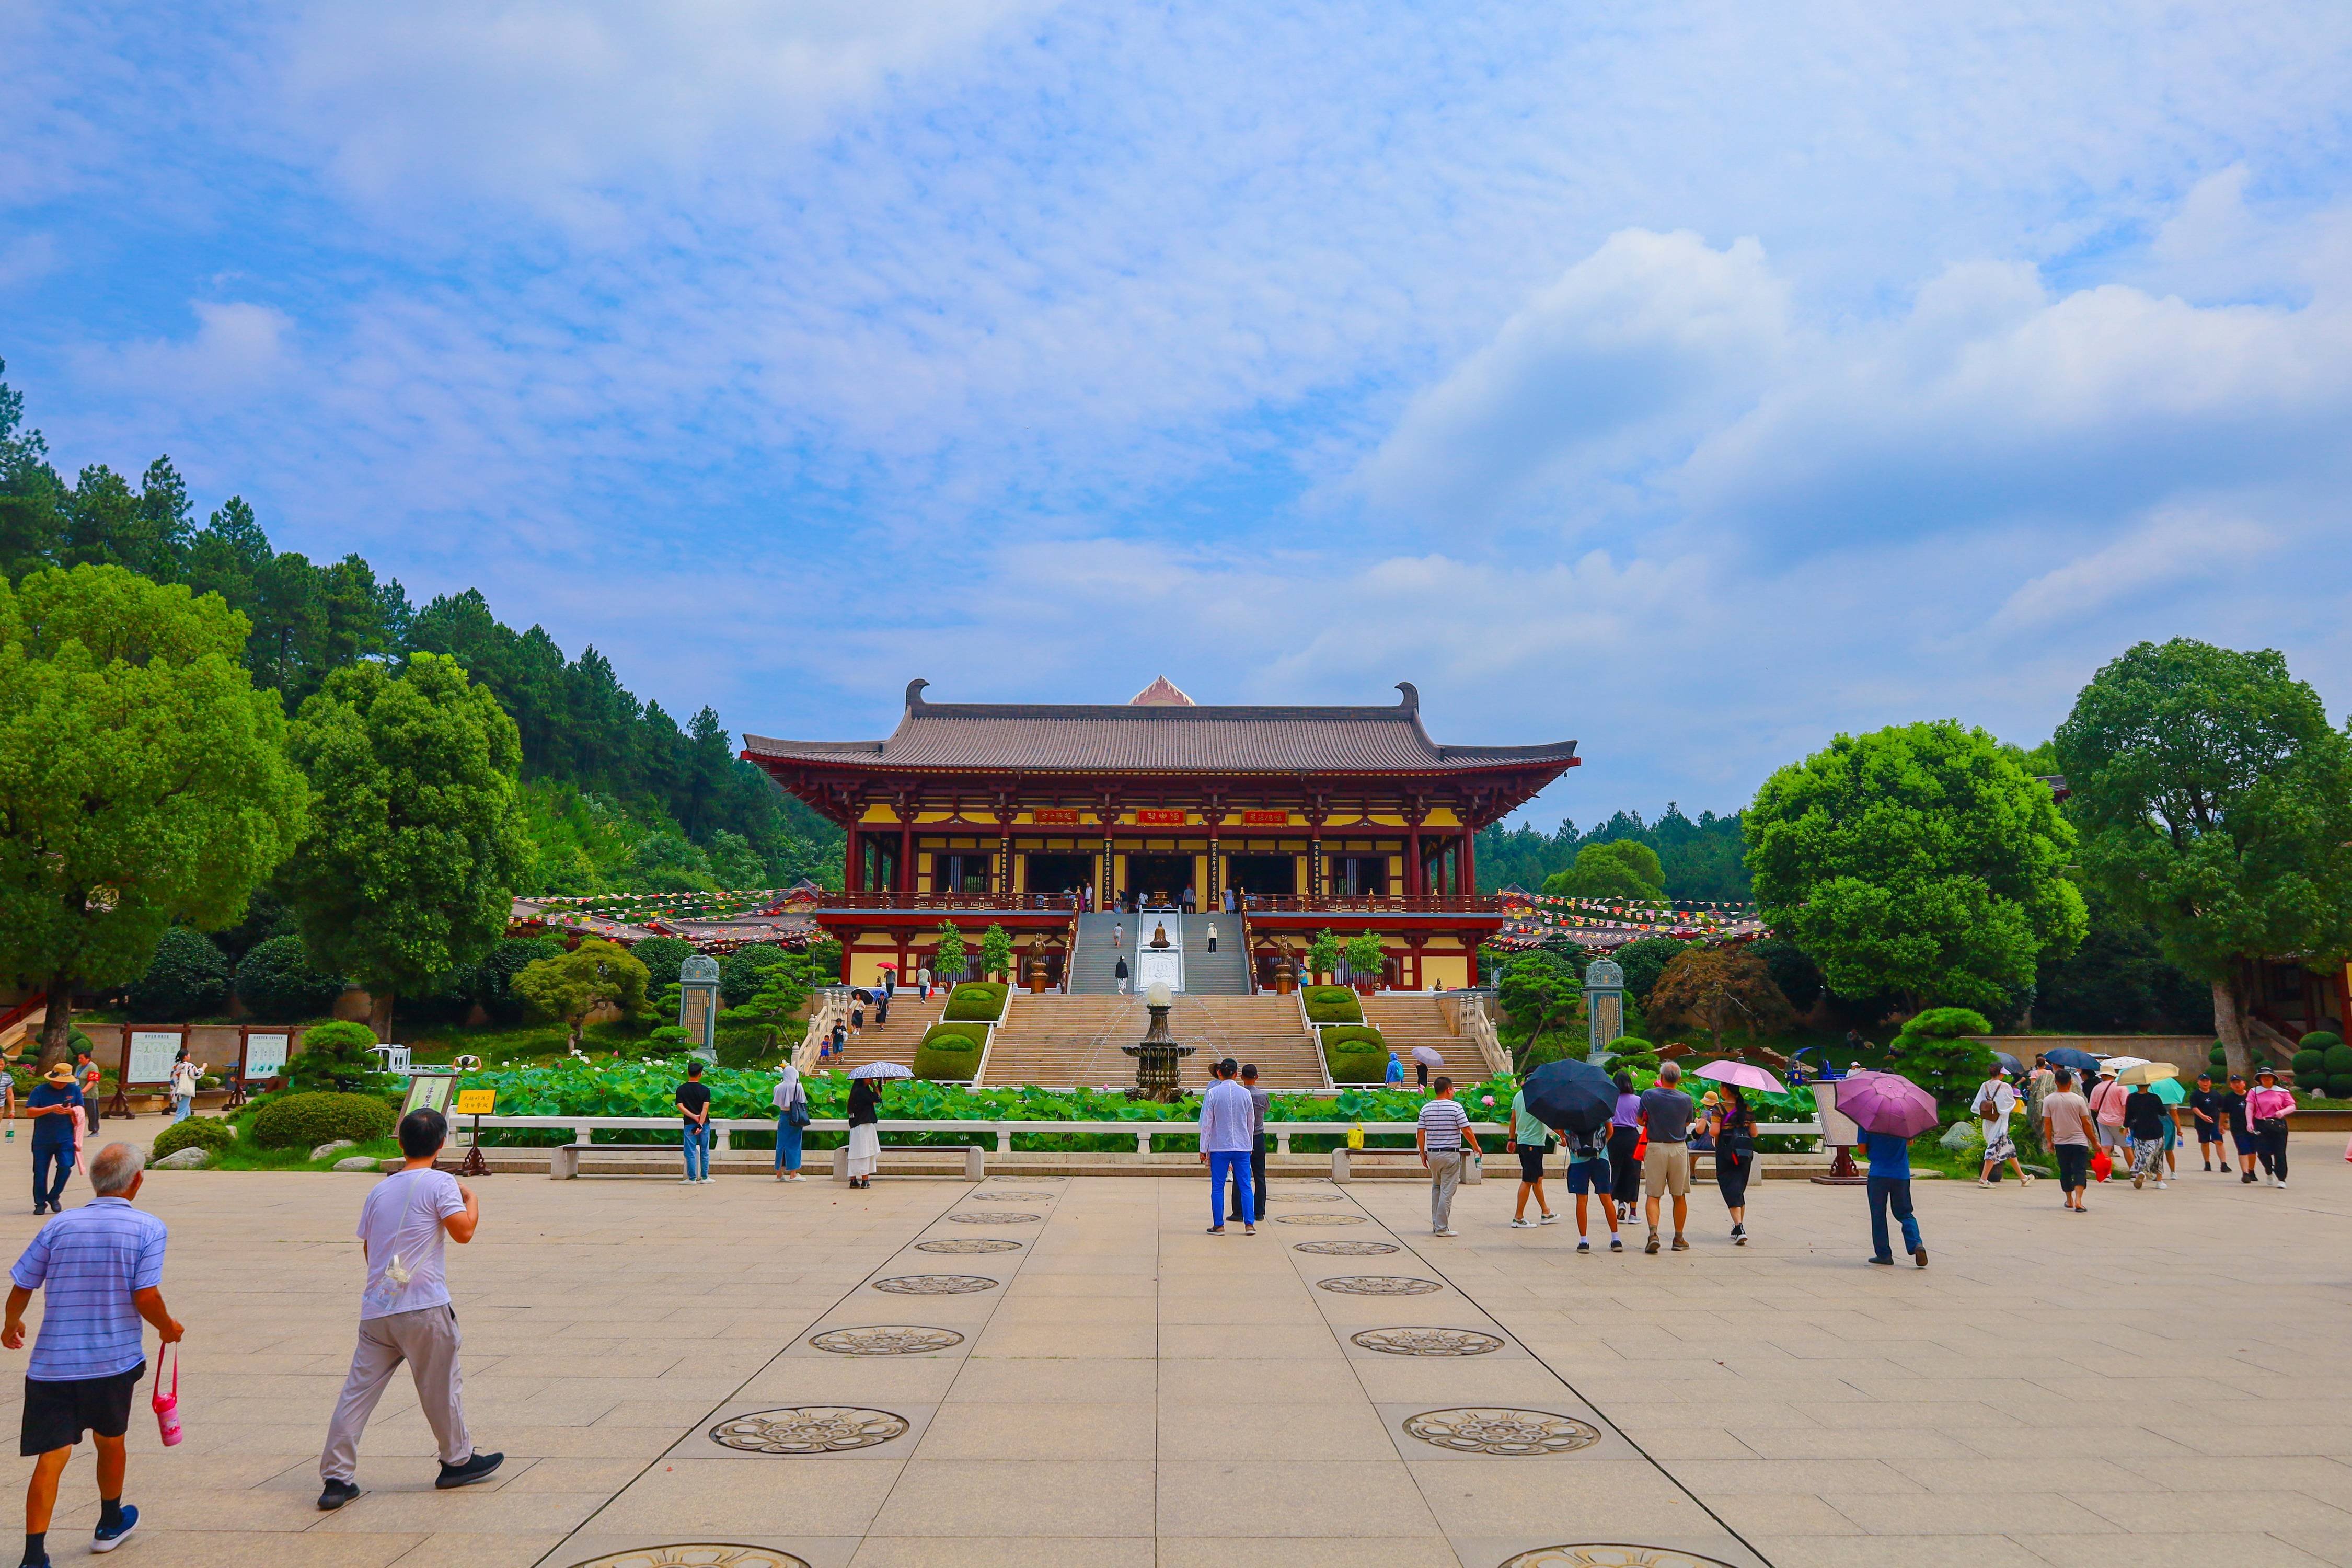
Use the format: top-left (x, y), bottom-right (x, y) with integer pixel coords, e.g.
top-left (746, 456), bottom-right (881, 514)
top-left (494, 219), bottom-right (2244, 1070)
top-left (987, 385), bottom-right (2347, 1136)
top-left (1125, 853), bottom-right (1193, 907)
top-left (936, 852), bottom-right (993, 894)
top-left (1024, 852), bottom-right (1093, 902)
top-left (1226, 854), bottom-right (1295, 898)
top-left (1330, 855), bottom-right (1388, 897)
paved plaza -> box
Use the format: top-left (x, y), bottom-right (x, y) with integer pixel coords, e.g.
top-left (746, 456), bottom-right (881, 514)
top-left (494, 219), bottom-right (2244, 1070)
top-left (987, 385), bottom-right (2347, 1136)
top-left (1, 1131), bottom-right (2347, 1568)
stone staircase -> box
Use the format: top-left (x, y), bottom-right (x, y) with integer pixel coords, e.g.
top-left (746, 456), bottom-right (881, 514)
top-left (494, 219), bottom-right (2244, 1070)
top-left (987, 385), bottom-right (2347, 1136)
top-left (818, 991), bottom-right (950, 1076)
top-left (979, 993), bottom-right (1328, 1091)
top-left (1067, 909), bottom-right (1252, 995)
top-left (1363, 994), bottom-right (1479, 1078)
top-left (1182, 910), bottom-right (1251, 995)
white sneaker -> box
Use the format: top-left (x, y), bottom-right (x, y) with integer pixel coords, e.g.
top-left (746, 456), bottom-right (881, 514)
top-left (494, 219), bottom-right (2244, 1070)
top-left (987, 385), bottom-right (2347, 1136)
top-left (1435, 1228), bottom-right (1460, 1237)
top-left (2276, 1179), bottom-right (2287, 1189)
top-left (2155, 1181), bottom-right (2168, 1190)
top-left (1509, 1218), bottom-right (1535, 1229)
top-left (1537, 1214), bottom-right (1559, 1225)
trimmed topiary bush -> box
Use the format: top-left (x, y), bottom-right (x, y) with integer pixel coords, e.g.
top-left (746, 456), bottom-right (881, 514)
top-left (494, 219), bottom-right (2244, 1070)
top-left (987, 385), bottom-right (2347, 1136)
top-left (129, 927), bottom-right (233, 1021)
top-left (1302, 986), bottom-right (1364, 1024)
top-left (913, 1023), bottom-right (986, 1081)
top-left (2293, 1048), bottom-right (2327, 1079)
top-left (287, 1020), bottom-right (390, 1093)
top-left (249, 1091), bottom-right (395, 1150)
top-left (1321, 1024), bottom-right (1388, 1083)
top-left (1602, 1035), bottom-right (1659, 1070)
top-left (2327, 1074), bottom-right (2352, 1102)
top-left (150, 1116), bottom-right (236, 1160)
top-left (2324, 1042), bottom-right (2352, 1077)
top-left (234, 935), bottom-right (348, 1022)
top-left (2208, 1041), bottom-right (2228, 1068)
top-left (942, 982), bottom-right (1009, 1022)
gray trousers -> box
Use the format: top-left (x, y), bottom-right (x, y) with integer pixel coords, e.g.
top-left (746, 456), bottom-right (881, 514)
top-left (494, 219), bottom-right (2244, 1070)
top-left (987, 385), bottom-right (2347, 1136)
top-left (320, 1304), bottom-right (474, 1482)
top-left (1428, 1151), bottom-right (1463, 1231)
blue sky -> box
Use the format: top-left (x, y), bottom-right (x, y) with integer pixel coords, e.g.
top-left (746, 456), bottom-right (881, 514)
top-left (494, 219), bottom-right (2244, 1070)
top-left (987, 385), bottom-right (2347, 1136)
top-left (6, 1), bottom-right (2351, 828)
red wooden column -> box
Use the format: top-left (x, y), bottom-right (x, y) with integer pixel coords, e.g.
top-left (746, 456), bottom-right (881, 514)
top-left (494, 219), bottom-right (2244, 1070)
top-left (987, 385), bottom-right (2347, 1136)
top-left (845, 832), bottom-right (862, 893)
top-left (898, 807), bottom-right (915, 894)
top-left (1461, 828), bottom-right (1477, 898)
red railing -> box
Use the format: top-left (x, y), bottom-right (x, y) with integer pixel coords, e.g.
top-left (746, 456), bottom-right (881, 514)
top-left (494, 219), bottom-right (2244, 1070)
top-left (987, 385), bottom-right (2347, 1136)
top-left (1236, 894), bottom-right (1503, 916)
top-left (819, 892), bottom-right (1082, 913)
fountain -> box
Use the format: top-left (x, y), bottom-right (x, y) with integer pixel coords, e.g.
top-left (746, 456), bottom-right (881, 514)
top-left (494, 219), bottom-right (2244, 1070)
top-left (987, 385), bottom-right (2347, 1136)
top-left (1122, 982), bottom-right (1195, 1101)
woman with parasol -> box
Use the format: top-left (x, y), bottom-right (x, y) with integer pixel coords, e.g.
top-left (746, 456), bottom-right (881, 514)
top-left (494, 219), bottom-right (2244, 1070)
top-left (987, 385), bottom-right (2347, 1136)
top-left (842, 1063), bottom-right (908, 1189)
top-left (1698, 1062), bottom-right (1774, 1246)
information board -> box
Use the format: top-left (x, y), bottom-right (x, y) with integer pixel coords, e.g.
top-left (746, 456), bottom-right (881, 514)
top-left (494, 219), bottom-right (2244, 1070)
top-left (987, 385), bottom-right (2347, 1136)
top-left (455, 1089), bottom-right (497, 1116)
top-left (126, 1030), bottom-right (181, 1086)
top-left (401, 1073), bottom-right (457, 1118)
top-left (243, 1032), bottom-right (290, 1081)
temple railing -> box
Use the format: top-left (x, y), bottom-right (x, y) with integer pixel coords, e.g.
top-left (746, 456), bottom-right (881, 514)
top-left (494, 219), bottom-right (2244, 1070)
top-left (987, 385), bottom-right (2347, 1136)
top-left (1235, 894), bottom-right (1504, 916)
top-left (820, 892), bottom-right (1081, 912)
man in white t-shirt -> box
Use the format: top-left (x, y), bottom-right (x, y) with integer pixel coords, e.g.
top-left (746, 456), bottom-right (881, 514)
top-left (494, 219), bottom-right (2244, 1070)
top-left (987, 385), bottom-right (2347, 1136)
top-left (1973, 1068), bottom-right (2032, 1188)
top-left (315, 1108), bottom-right (500, 1511)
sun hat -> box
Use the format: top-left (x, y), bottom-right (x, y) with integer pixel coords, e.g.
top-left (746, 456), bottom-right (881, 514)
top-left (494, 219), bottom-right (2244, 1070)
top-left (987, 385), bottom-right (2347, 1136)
top-left (42, 1063), bottom-right (74, 1085)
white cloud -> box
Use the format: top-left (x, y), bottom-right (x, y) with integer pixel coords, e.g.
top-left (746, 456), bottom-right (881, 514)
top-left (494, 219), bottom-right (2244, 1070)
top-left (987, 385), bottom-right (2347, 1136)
top-left (1361, 231), bottom-right (1788, 522)
top-left (1989, 505), bottom-right (2275, 632)
top-left (280, 0), bottom-right (1053, 218)
top-left (72, 303), bottom-right (297, 403)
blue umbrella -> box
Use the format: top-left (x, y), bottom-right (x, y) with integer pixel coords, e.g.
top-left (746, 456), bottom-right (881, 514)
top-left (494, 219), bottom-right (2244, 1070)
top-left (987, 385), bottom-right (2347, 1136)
top-left (2042, 1046), bottom-right (2101, 1074)
top-left (1991, 1050), bottom-right (2026, 1078)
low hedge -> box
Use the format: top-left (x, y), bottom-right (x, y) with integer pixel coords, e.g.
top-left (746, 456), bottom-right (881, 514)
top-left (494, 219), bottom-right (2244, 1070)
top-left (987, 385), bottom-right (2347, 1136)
top-left (249, 1091), bottom-right (397, 1151)
top-left (913, 1022), bottom-right (986, 1082)
top-left (1321, 1024), bottom-right (1387, 1084)
top-left (1302, 986), bottom-right (1363, 1024)
top-left (150, 1117), bottom-right (236, 1160)
top-left (942, 982), bottom-right (1009, 1022)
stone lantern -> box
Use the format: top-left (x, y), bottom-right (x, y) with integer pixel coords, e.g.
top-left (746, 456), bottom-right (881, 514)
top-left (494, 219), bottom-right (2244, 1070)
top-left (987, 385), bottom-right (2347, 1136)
top-left (1122, 982), bottom-right (1195, 1101)
top-left (1583, 956), bottom-right (1624, 1070)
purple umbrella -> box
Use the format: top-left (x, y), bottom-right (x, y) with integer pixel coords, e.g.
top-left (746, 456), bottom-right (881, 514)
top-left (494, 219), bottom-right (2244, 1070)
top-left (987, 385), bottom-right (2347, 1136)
top-left (1696, 1060), bottom-right (1781, 1094)
top-left (1833, 1070), bottom-right (1938, 1139)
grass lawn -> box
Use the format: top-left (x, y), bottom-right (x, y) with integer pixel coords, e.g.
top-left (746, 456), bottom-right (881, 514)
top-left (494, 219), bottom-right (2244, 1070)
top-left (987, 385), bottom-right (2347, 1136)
top-left (200, 1135), bottom-right (402, 1172)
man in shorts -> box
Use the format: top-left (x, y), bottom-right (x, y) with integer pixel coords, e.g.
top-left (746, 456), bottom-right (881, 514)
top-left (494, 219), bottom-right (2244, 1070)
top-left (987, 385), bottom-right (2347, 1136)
top-left (4, 1144), bottom-right (183, 1566)
top-left (2187, 1074), bottom-right (2226, 1171)
top-left (1564, 1125), bottom-right (1622, 1253)
top-left (2042, 1068), bottom-right (2097, 1212)
top-left (1639, 1062), bottom-right (1695, 1254)
top-left (2219, 1074), bottom-right (2256, 1182)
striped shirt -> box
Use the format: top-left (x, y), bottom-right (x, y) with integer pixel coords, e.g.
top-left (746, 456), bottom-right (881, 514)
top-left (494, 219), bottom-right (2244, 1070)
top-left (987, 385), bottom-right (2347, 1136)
top-left (10, 1198), bottom-right (167, 1382)
top-left (1417, 1098), bottom-right (1472, 1152)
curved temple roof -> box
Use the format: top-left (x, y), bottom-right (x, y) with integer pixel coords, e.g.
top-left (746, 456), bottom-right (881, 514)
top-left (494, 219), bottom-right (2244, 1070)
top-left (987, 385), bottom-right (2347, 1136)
top-left (742, 679), bottom-right (1578, 777)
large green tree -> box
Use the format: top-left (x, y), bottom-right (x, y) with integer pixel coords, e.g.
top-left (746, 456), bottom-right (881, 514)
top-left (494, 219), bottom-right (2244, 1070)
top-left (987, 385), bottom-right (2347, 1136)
top-left (1745, 720), bottom-right (2086, 1013)
top-left (283, 651), bottom-right (530, 1039)
top-left (1541, 839), bottom-right (1666, 902)
top-left (2053, 639), bottom-right (2352, 1080)
top-left (0, 565), bottom-right (307, 1062)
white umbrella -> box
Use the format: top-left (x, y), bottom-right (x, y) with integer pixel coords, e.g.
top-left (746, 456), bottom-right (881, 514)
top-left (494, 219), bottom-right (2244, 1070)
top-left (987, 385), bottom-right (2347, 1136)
top-left (848, 1061), bottom-right (913, 1080)
top-left (2101, 1055), bottom-right (2153, 1075)
top-left (2116, 1060), bottom-right (2178, 1085)
top-left (1411, 1046), bottom-right (1445, 1067)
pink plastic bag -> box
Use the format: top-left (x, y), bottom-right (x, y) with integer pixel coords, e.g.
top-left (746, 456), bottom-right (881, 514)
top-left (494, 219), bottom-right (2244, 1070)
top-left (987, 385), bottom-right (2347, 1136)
top-left (152, 1345), bottom-right (181, 1447)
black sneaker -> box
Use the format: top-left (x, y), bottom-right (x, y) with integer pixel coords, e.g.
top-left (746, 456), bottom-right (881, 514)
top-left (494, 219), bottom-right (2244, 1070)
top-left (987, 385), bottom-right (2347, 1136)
top-left (316, 1480), bottom-right (361, 1512)
top-left (434, 1451), bottom-right (504, 1490)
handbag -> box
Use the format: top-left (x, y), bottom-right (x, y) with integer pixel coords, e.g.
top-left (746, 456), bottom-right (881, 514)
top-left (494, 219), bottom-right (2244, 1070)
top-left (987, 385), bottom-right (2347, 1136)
top-left (785, 1093), bottom-right (811, 1130)
top-left (152, 1344), bottom-right (181, 1447)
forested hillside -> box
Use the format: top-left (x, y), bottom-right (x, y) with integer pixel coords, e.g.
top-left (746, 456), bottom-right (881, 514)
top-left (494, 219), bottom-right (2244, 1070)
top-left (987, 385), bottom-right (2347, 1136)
top-left (1477, 805), bottom-right (1751, 901)
top-left (0, 364), bottom-right (842, 897)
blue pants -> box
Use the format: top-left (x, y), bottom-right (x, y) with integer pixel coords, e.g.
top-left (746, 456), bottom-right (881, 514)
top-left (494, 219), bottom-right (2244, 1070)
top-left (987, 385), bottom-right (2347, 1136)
top-left (775, 1117), bottom-right (803, 1172)
top-left (172, 1094), bottom-right (194, 1123)
top-left (1868, 1175), bottom-right (1922, 1260)
top-left (32, 1145), bottom-right (71, 1208)
top-left (1209, 1151), bottom-right (1254, 1226)
top-left (683, 1124), bottom-right (709, 1180)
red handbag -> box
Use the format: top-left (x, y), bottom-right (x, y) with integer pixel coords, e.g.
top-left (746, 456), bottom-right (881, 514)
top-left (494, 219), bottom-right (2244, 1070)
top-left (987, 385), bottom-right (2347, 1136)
top-left (2091, 1148), bottom-right (2112, 1182)
top-left (152, 1345), bottom-right (181, 1447)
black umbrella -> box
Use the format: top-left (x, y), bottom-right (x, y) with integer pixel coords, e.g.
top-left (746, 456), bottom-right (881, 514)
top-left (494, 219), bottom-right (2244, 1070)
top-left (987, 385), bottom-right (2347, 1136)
top-left (1991, 1050), bottom-right (2026, 1078)
top-left (1520, 1059), bottom-right (1618, 1136)
top-left (2042, 1046), bottom-right (2100, 1074)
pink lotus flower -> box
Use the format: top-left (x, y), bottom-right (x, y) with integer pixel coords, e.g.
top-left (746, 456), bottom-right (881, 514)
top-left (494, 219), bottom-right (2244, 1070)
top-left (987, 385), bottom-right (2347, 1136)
top-left (1480, 1094), bottom-right (1495, 1106)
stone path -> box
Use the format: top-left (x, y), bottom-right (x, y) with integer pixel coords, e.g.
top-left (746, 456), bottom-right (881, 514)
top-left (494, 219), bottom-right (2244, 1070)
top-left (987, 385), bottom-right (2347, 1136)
top-left (0, 1127), bottom-right (2347, 1567)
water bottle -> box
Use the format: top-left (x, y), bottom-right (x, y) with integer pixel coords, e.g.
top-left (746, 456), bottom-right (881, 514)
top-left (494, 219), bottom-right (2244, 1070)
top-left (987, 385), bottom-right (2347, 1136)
top-left (152, 1347), bottom-right (181, 1447)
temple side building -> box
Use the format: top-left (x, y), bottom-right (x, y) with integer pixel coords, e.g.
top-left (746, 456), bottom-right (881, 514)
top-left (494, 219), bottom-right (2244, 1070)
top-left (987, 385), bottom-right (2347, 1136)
top-left (742, 677), bottom-right (1578, 989)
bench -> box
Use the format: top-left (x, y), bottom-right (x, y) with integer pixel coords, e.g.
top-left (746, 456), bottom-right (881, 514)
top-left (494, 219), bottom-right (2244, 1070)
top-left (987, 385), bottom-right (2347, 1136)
top-left (833, 1144), bottom-right (987, 1182)
top-left (1331, 1146), bottom-right (1484, 1184)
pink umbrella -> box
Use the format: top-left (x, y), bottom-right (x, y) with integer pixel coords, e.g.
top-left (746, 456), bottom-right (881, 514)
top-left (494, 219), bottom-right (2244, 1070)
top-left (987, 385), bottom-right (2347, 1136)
top-left (1696, 1060), bottom-right (1781, 1094)
top-left (1833, 1070), bottom-right (1939, 1139)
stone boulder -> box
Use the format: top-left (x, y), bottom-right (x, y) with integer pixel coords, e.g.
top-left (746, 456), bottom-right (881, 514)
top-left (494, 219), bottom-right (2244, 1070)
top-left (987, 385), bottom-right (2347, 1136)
top-left (311, 1139), bottom-right (359, 1161)
top-left (332, 1155), bottom-right (381, 1172)
top-left (154, 1148), bottom-right (211, 1170)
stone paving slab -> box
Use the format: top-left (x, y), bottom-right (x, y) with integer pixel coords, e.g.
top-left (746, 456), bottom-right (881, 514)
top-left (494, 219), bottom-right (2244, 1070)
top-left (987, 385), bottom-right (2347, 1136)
top-left (0, 1126), bottom-right (2342, 1565)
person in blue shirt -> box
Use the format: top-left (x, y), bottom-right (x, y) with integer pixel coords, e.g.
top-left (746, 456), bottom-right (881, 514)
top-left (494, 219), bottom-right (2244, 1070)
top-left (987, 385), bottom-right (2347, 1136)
top-left (1862, 1127), bottom-right (1926, 1267)
top-left (24, 1067), bottom-right (84, 1217)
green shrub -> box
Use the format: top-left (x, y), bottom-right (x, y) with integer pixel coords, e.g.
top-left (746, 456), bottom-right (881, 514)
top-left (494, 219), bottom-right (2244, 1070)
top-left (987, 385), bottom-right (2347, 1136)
top-left (914, 1023), bottom-right (986, 1081)
top-left (2328, 1074), bottom-right (2352, 1102)
top-left (128, 927), bottom-right (233, 1021)
top-left (1611, 937), bottom-right (1686, 1004)
top-left (233, 935), bottom-right (348, 1022)
top-left (1320, 1024), bottom-right (1388, 1083)
top-left (943, 982), bottom-right (1009, 1021)
top-left (1302, 986), bottom-right (1364, 1024)
top-left (287, 1020), bottom-right (390, 1093)
top-left (1602, 1035), bottom-right (1658, 1069)
top-left (2303, 1030), bottom-right (2344, 1050)
top-left (628, 936), bottom-right (696, 987)
top-left (2325, 1042), bottom-right (2352, 1076)
top-left (150, 1117), bottom-right (236, 1160)
top-left (2293, 1048), bottom-right (2327, 1078)
top-left (2209, 1041), bottom-right (2228, 1067)
top-left (249, 1091), bottom-right (395, 1150)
